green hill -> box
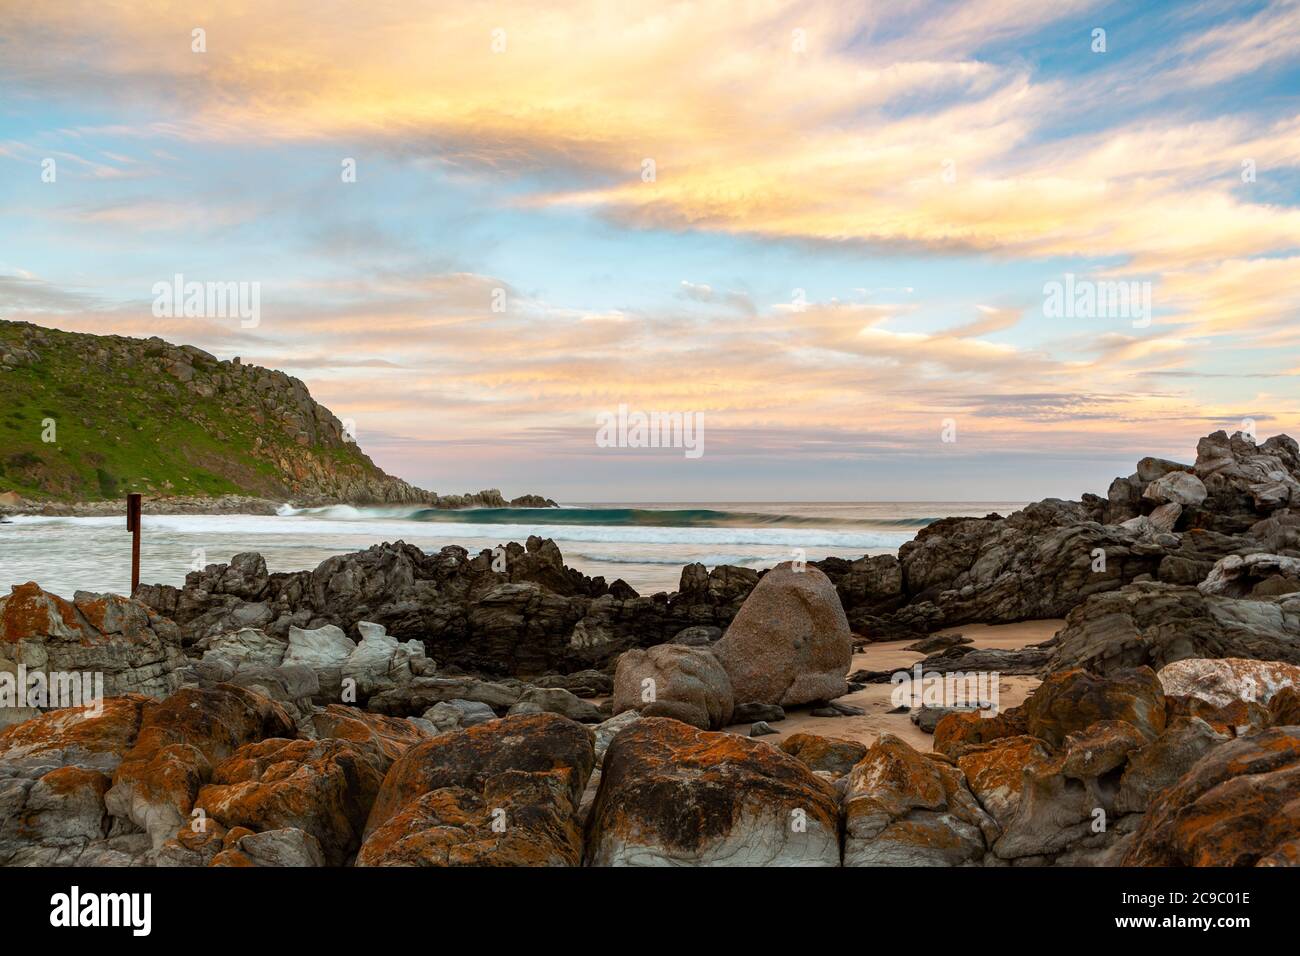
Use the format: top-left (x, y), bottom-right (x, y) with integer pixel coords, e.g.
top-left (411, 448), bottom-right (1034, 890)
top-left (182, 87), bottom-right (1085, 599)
top-left (0, 319), bottom-right (509, 506)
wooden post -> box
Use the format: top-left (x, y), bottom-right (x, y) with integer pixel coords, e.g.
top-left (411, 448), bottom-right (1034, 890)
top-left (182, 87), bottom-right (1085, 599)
top-left (126, 493), bottom-right (142, 595)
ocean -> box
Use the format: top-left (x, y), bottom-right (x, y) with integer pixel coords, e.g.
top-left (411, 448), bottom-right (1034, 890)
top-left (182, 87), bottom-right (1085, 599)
top-left (0, 501), bottom-right (1024, 600)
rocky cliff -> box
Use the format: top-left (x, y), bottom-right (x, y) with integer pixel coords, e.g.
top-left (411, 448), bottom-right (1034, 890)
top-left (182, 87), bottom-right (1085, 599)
top-left (0, 319), bottom-right (552, 509)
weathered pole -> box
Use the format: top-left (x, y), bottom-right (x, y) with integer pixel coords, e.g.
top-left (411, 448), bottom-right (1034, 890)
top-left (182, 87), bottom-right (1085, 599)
top-left (126, 492), bottom-right (142, 595)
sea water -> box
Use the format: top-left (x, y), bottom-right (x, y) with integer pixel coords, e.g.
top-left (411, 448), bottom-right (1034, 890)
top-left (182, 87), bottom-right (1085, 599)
top-left (0, 501), bottom-right (1022, 599)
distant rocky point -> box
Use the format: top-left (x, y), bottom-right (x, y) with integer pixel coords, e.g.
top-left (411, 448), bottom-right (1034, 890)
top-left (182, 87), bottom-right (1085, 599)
top-left (0, 320), bottom-right (553, 512)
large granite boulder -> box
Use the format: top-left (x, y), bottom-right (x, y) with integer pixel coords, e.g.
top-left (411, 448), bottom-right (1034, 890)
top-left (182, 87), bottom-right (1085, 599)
top-left (611, 644), bottom-right (733, 729)
top-left (711, 564), bottom-right (852, 707)
top-left (586, 717), bottom-right (840, 866)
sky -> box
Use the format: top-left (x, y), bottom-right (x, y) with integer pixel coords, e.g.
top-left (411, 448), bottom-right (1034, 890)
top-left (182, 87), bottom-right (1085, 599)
top-left (1, 0), bottom-right (1298, 502)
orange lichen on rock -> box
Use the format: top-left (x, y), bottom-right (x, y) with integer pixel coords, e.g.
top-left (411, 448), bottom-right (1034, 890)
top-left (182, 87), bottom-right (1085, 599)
top-left (587, 717), bottom-right (840, 866)
top-left (1024, 667), bottom-right (1165, 748)
top-left (197, 737), bottom-right (385, 866)
top-left (310, 704), bottom-right (430, 772)
top-left (779, 732), bottom-right (868, 777)
top-left (357, 769), bottom-right (583, 866)
top-left (355, 713), bottom-right (594, 867)
top-left (1124, 727), bottom-right (1300, 866)
top-left (933, 707), bottom-right (1028, 759)
top-left (843, 733), bottom-right (997, 866)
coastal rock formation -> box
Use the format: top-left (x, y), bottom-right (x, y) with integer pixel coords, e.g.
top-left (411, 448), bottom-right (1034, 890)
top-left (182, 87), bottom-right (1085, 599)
top-left (357, 713), bottom-right (593, 866)
top-left (611, 644), bottom-right (733, 730)
top-left (0, 658), bottom-right (1296, 867)
top-left (196, 737), bottom-right (386, 866)
top-left (1199, 552), bottom-right (1300, 598)
top-left (711, 563), bottom-right (853, 707)
top-left (586, 718), bottom-right (840, 866)
top-left (126, 431), bottom-right (1300, 679)
top-left (1049, 583), bottom-right (1300, 675)
top-left (0, 697), bottom-right (151, 865)
top-left (1123, 727), bottom-right (1300, 866)
top-left (1156, 657), bottom-right (1300, 707)
top-left (810, 431), bottom-right (1300, 640)
top-left (0, 583), bottom-right (184, 726)
top-left (842, 734), bottom-right (996, 866)
top-left (104, 685), bottom-right (297, 848)
top-left (137, 538), bottom-right (771, 677)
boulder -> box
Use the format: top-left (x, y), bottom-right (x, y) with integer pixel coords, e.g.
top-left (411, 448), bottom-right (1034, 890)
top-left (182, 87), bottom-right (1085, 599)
top-left (0, 583), bottom-right (184, 720)
top-left (507, 686), bottom-right (602, 723)
top-left (309, 704), bottom-right (431, 772)
top-left (933, 708), bottom-right (1029, 760)
top-left (285, 624), bottom-right (356, 701)
top-left (668, 626), bottom-right (721, 646)
top-left (842, 734), bottom-right (997, 866)
top-left (590, 710), bottom-right (641, 767)
top-left (1137, 457), bottom-right (1193, 483)
top-left (196, 627), bottom-right (287, 670)
top-left (1156, 657), bottom-right (1300, 708)
top-left (731, 702), bottom-right (785, 724)
top-left (586, 717), bottom-right (839, 866)
top-left (356, 713), bottom-right (594, 867)
top-left (1024, 667), bottom-right (1165, 748)
top-left (956, 735), bottom-right (1051, 828)
top-left (367, 676), bottom-right (522, 717)
top-left (104, 685), bottom-right (296, 848)
top-left (196, 737), bottom-right (385, 865)
top-left (422, 700), bottom-right (498, 732)
top-left (357, 769), bottom-right (584, 867)
top-left (1124, 727), bottom-right (1300, 866)
top-left (1199, 553), bottom-right (1300, 599)
top-left (1143, 471), bottom-right (1207, 507)
top-left (779, 733), bottom-right (868, 777)
top-left (611, 644), bottom-right (733, 730)
top-left (711, 563), bottom-right (852, 707)
top-left (340, 621), bottom-right (428, 703)
top-left (212, 827), bottom-right (327, 867)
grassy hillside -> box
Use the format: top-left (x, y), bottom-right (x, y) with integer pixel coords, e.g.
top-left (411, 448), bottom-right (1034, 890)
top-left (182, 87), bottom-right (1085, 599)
top-left (0, 320), bottom-right (426, 503)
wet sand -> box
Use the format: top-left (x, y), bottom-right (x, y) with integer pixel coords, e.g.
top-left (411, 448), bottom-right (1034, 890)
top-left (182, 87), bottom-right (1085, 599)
top-left (720, 618), bottom-right (1064, 752)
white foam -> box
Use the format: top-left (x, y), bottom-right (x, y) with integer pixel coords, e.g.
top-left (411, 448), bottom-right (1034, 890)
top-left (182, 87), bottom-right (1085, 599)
top-left (4, 512), bottom-right (909, 549)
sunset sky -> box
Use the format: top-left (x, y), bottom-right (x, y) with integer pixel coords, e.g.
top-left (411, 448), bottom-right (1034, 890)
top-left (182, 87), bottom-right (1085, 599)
top-left (2, 0), bottom-right (1298, 501)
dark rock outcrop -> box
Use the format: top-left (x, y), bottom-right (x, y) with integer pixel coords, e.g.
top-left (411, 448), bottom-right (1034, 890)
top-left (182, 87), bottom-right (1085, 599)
top-left (1049, 583), bottom-right (1300, 675)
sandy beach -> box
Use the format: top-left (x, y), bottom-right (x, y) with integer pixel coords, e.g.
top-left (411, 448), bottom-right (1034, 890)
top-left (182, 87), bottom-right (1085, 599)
top-left (720, 619), bottom-right (1064, 751)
